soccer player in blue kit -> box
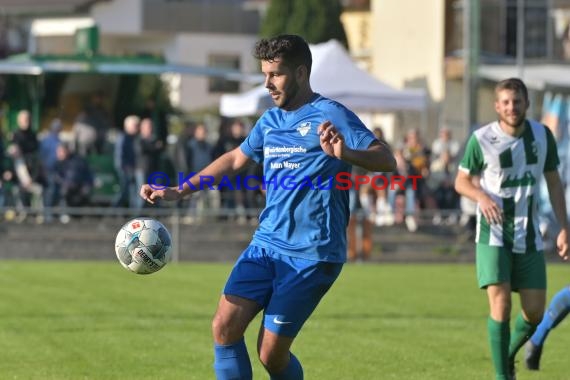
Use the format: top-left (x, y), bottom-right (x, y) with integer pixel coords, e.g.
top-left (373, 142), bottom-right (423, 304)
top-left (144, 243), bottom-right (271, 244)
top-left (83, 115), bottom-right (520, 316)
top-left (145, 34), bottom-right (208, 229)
top-left (140, 34), bottom-right (396, 379)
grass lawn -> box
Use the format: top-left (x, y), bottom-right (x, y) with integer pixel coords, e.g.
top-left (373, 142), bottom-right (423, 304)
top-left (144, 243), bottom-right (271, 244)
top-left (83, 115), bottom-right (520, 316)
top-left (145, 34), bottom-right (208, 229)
top-left (0, 261), bottom-right (568, 379)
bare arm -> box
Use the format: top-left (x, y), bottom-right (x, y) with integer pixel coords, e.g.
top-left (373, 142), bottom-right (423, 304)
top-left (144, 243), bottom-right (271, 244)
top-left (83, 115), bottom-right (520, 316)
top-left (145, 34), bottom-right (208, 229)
top-left (140, 147), bottom-right (252, 203)
top-left (318, 121), bottom-right (396, 172)
top-left (179, 147), bottom-right (252, 196)
top-left (455, 169), bottom-right (503, 225)
top-left (341, 140), bottom-right (396, 172)
top-left (544, 170), bottom-right (569, 260)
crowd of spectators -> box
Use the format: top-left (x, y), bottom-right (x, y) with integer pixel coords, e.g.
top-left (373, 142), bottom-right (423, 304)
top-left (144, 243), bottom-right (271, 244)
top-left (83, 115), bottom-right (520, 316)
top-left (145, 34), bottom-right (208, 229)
top-left (0, 104), bottom-right (474, 228)
top-left (351, 126), bottom-right (463, 233)
top-left (0, 103), bottom-right (266, 224)
top-left (1, 110), bottom-right (95, 223)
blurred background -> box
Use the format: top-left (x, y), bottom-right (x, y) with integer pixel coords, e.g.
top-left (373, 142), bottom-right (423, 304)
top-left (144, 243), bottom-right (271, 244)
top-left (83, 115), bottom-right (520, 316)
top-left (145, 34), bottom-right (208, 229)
top-left (0, 0), bottom-right (569, 262)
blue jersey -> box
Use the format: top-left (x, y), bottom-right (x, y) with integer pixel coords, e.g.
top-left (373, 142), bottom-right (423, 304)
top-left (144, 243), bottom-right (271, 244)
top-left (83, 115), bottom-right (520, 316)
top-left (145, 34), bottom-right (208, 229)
top-left (240, 94), bottom-right (376, 262)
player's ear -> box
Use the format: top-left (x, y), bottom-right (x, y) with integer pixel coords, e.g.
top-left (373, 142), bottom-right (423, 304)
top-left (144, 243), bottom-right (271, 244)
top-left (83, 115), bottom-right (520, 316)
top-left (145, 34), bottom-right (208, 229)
top-left (296, 65), bottom-right (308, 82)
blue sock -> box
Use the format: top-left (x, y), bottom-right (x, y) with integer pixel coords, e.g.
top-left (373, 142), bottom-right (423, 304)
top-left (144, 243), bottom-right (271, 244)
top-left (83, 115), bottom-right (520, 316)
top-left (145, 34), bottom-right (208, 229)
top-left (270, 353), bottom-right (303, 380)
top-left (530, 286), bottom-right (570, 347)
top-left (213, 338), bottom-right (252, 380)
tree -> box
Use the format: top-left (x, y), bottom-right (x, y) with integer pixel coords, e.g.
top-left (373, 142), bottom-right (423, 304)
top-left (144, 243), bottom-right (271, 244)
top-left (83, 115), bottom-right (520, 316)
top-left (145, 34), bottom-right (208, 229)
top-left (260, 0), bottom-right (293, 39)
top-left (260, 0), bottom-right (348, 48)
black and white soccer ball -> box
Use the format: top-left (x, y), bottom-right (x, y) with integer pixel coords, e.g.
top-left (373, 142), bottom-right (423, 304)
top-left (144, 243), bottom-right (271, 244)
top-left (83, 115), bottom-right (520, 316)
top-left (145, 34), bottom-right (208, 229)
top-left (115, 218), bottom-right (173, 274)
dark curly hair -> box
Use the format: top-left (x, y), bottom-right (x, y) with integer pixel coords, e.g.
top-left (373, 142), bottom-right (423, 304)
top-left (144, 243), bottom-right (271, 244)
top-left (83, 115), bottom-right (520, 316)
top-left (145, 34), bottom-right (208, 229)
top-left (253, 34), bottom-right (312, 75)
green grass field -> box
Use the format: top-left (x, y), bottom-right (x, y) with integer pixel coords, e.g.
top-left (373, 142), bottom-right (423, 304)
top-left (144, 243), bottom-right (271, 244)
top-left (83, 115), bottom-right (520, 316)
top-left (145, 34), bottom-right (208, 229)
top-left (0, 261), bottom-right (568, 380)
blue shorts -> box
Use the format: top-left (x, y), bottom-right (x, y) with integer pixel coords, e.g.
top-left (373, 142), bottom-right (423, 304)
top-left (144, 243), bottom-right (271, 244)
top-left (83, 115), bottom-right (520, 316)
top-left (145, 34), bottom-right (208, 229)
top-left (223, 245), bottom-right (343, 337)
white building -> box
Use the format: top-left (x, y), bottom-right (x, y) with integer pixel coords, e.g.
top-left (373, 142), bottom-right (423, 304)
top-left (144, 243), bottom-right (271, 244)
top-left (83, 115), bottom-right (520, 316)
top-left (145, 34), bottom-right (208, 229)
top-left (2, 0), bottom-right (263, 113)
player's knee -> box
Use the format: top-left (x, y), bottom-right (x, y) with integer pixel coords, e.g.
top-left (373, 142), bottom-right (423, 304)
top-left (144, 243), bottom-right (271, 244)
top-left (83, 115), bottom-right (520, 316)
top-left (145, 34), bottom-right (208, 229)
top-left (524, 309), bottom-right (544, 325)
top-left (258, 347), bottom-right (289, 374)
top-left (211, 313), bottom-right (234, 344)
top-left (489, 299), bottom-right (511, 321)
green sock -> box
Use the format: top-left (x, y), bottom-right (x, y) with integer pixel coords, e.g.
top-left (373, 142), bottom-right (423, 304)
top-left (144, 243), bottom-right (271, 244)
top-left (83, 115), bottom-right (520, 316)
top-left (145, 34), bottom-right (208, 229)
top-left (488, 317), bottom-right (510, 380)
top-left (509, 312), bottom-right (537, 361)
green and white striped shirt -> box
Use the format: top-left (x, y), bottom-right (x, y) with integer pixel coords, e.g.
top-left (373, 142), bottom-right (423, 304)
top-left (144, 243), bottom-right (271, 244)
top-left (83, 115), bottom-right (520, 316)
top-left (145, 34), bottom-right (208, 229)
top-left (459, 120), bottom-right (559, 253)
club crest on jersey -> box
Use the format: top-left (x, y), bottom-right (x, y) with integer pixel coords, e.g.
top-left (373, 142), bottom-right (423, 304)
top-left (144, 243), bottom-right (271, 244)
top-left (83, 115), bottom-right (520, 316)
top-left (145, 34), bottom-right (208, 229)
top-left (297, 122), bottom-right (311, 136)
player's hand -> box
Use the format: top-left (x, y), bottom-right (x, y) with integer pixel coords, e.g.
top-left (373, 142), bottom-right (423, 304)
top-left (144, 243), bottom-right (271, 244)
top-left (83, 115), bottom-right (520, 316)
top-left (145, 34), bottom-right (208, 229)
top-left (139, 184), bottom-right (182, 204)
top-left (318, 121), bottom-right (345, 159)
top-left (556, 228), bottom-right (569, 261)
top-left (477, 193), bottom-right (503, 225)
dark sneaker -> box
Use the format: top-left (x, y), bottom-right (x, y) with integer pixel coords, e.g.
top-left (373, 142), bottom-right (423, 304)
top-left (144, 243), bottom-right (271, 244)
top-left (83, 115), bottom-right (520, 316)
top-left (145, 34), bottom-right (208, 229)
top-left (525, 341), bottom-right (543, 370)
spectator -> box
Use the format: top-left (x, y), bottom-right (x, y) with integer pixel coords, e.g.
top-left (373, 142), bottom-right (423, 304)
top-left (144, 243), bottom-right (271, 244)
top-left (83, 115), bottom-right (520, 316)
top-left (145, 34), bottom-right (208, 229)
top-left (185, 123), bottom-right (213, 175)
top-left (12, 110), bottom-right (38, 159)
top-left (428, 150), bottom-right (460, 224)
top-left (113, 115), bottom-right (141, 208)
top-left (183, 123), bottom-right (217, 222)
top-left (72, 111), bottom-right (97, 157)
top-left (213, 119), bottom-right (248, 222)
top-left (173, 122), bottom-right (196, 211)
top-left (39, 119), bottom-right (63, 221)
top-left (402, 128), bottom-right (430, 178)
top-left (370, 127), bottom-right (394, 226)
top-left (392, 146), bottom-right (419, 231)
top-left (401, 128), bottom-right (437, 226)
top-left (11, 110), bottom-right (41, 184)
top-left (175, 122), bottom-right (195, 175)
top-left (347, 167), bottom-right (374, 262)
top-left (140, 98), bottom-right (169, 147)
top-left (139, 118), bottom-right (164, 180)
top-left (5, 143), bottom-right (43, 222)
top-left (431, 127), bottom-right (460, 161)
top-left (55, 143), bottom-right (94, 208)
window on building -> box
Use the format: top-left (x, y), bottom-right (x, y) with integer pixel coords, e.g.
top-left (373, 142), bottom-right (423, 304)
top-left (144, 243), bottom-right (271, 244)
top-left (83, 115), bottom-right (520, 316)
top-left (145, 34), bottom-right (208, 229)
top-left (505, 0), bottom-right (547, 58)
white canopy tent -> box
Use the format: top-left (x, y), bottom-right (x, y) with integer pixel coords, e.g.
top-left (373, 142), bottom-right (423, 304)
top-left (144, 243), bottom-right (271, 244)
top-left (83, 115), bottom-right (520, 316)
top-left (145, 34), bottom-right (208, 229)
top-left (220, 39), bottom-right (427, 117)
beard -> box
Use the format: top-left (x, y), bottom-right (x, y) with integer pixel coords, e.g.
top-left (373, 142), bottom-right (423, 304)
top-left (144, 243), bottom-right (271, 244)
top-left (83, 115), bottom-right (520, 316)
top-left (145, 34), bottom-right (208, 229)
top-left (275, 81), bottom-right (300, 110)
top-left (500, 113), bottom-right (526, 128)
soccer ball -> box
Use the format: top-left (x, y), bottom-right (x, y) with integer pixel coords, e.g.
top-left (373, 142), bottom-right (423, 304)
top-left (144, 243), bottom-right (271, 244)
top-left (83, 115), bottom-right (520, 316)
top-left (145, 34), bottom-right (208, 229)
top-left (115, 217), bottom-right (173, 274)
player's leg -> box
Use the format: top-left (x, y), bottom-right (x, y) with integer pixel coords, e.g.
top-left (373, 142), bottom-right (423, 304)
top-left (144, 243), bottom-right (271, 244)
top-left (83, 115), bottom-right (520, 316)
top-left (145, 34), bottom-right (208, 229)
top-left (256, 327), bottom-right (300, 379)
top-left (507, 250), bottom-right (547, 375)
top-left (532, 285), bottom-right (570, 345)
top-left (486, 283), bottom-right (512, 380)
top-left (508, 288), bottom-right (544, 361)
top-left (260, 255), bottom-right (343, 379)
top-left (525, 284), bottom-right (570, 370)
top-left (212, 295), bottom-right (262, 379)
top-left (477, 244), bottom-right (513, 380)
top-left (212, 246), bottom-right (274, 380)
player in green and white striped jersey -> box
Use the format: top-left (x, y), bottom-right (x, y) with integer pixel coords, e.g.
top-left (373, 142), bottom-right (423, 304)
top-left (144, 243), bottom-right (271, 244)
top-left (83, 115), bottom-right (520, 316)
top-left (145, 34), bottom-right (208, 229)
top-left (455, 78), bottom-right (569, 380)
